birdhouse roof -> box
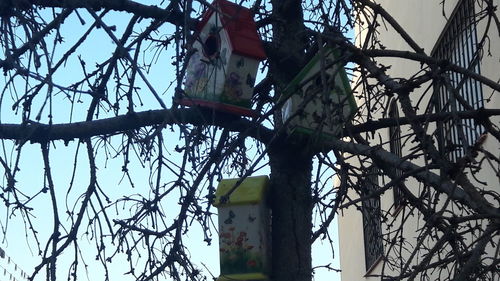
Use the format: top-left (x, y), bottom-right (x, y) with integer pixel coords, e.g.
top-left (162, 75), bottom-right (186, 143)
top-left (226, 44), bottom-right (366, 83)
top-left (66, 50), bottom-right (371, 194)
top-left (213, 175), bottom-right (269, 206)
top-left (198, 0), bottom-right (266, 61)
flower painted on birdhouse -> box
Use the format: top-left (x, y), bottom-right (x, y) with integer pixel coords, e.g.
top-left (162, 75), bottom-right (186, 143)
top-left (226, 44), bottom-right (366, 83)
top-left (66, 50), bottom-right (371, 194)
top-left (181, 0), bottom-right (266, 117)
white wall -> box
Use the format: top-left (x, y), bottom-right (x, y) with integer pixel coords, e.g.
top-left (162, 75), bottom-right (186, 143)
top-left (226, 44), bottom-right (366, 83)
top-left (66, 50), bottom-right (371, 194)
top-left (338, 1), bottom-right (500, 280)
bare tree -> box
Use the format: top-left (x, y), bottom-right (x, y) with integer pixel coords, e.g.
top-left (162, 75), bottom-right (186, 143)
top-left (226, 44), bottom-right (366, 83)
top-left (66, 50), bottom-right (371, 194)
top-left (0, 0), bottom-right (499, 281)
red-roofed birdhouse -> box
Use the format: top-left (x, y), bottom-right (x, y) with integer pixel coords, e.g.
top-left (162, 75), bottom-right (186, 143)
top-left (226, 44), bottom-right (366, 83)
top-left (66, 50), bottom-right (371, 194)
top-left (181, 0), bottom-right (266, 117)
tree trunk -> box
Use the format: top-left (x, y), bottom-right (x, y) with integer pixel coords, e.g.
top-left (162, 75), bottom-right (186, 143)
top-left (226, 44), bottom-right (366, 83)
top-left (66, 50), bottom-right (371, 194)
top-left (269, 144), bottom-right (313, 281)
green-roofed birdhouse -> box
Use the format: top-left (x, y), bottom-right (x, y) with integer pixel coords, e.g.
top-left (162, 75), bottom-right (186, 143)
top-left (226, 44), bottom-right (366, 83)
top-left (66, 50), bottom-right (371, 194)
top-left (213, 176), bottom-right (270, 281)
top-left (282, 46), bottom-right (357, 140)
top-left (181, 0), bottom-right (266, 117)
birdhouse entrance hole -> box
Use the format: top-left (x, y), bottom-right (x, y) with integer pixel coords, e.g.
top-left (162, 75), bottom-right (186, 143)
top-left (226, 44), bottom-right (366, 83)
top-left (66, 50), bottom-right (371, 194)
top-left (203, 34), bottom-right (220, 59)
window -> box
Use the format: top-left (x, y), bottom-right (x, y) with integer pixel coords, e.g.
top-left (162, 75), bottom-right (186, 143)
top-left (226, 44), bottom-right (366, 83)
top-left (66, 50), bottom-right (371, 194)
top-left (388, 100), bottom-right (404, 209)
top-left (362, 168), bottom-right (384, 271)
top-left (433, 0), bottom-right (484, 162)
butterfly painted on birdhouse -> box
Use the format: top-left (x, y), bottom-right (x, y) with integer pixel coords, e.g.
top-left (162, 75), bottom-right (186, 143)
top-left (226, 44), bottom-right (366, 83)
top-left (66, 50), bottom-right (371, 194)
top-left (224, 210), bottom-right (235, 224)
top-left (248, 214), bottom-right (256, 223)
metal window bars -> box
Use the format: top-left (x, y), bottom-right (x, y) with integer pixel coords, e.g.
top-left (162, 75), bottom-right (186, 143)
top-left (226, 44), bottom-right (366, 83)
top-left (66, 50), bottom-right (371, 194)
top-left (434, 0), bottom-right (484, 162)
top-left (388, 100), bottom-right (404, 209)
top-left (361, 167), bottom-right (384, 271)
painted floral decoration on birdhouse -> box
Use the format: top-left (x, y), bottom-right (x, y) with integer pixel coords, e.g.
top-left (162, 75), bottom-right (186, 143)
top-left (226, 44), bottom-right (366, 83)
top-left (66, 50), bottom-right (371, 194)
top-left (181, 0), bottom-right (266, 117)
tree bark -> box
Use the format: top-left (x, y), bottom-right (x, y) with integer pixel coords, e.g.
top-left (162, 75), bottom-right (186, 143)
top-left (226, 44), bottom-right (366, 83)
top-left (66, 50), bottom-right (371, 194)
top-left (267, 1), bottom-right (311, 279)
top-left (269, 144), bottom-right (313, 281)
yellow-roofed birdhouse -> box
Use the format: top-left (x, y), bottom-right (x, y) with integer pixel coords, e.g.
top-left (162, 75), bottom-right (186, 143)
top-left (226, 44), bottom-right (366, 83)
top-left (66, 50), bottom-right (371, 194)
top-left (213, 175), bottom-right (270, 281)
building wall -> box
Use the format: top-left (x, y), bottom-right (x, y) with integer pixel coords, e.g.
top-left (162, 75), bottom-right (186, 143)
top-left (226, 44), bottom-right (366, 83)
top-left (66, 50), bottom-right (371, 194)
top-left (338, 0), bottom-right (500, 280)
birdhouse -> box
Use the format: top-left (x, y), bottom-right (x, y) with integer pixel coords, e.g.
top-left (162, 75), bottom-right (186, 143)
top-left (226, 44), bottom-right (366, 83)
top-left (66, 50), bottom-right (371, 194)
top-left (213, 175), bottom-right (270, 281)
top-left (282, 47), bottom-right (357, 140)
top-left (181, 0), bottom-right (266, 117)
